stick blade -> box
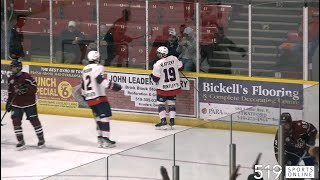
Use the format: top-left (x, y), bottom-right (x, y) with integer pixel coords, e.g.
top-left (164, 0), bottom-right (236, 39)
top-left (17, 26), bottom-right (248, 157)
top-left (252, 153), bottom-right (262, 170)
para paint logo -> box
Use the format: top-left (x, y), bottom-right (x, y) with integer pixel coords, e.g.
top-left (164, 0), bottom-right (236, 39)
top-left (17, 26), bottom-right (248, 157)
top-left (58, 81), bottom-right (72, 98)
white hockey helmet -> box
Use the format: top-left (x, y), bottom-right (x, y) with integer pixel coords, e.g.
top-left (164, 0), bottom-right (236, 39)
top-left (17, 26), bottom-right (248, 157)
top-left (156, 46), bottom-right (169, 55)
top-left (87, 51), bottom-right (100, 63)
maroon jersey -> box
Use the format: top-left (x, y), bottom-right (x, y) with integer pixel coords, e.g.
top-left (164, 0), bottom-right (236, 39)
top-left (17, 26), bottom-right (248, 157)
top-left (274, 120), bottom-right (318, 156)
top-left (8, 72), bottom-right (37, 107)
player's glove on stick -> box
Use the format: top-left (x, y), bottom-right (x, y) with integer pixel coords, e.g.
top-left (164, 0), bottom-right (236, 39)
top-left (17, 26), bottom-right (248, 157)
top-left (111, 83), bottom-right (122, 91)
top-left (5, 100), bottom-right (12, 112)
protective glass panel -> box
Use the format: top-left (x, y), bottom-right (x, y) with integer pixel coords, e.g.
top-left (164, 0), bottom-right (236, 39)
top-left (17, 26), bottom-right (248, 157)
top-left (307, 1), bottom-right (319, 81)
top-left (52, 0), bottom-right (97, 65)
top-left (7, 0), bottom-right (50, 62)
top-left (251, 0), bottom-right (304, 79)
top-left (200, 1), bottom-right (249, 75)
top-left (148, 0), bottom-right (197, 71)
top-left (99, 0), bottom-right (146, 68)
top-left (108, 134), bottom-right (174, 179)
top-left (43, 158), bottom-right (107, 180)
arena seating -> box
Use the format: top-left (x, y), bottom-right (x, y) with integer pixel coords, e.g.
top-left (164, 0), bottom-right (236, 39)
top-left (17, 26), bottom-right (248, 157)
top-left (7, 0), bottom-right (319, 76)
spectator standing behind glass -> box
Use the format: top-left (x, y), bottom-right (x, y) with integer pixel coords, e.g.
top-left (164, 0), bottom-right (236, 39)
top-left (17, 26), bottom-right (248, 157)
top-left (149, 28), bottom-right (180, 69)
top-left (107, 9), bottom-right (133, 67)
top-left (9, 15), bottom-right (25, 59)
top-left (1, 19), bottom-right (7, 59)
top-left (179, 24), bottom-right (186, 39)
top-left (176, 26), bottom-right (196, 72)
top-left (55, 20), bottom-right (85, 64)
top-left (84, 24), bottom-right (114, 66)
top-left (166, 29), bottom-right (180, 58)
top-left (207, 27), bottom-right (246, 74)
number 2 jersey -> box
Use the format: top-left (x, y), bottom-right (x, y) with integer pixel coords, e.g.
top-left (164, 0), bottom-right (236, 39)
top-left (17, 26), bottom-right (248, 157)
top-left (274, 120), bottom-right (318, 157)
top-left (151, 55), bottom-right (183, 96)
top-left (81, 64), bottom-right (111, 106)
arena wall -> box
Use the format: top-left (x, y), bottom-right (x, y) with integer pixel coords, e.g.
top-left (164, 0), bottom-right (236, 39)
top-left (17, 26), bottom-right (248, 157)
top-left (1, 60), bottom-right (318, 134)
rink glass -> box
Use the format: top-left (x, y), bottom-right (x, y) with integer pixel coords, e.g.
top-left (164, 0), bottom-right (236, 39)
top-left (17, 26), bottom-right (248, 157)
top-left (1, 0), bottom-right (318, 80)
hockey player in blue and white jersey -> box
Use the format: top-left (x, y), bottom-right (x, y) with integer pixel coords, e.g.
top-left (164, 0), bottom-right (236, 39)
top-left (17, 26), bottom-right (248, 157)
top-left (150, 46), bottom-right (184, 129)
top-left (81, 51), bottom-right (122, 148)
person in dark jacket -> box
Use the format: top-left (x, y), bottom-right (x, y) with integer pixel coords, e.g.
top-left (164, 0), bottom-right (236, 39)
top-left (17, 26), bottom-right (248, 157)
top-left (9, 15), bottom-right (25, 59)
top-left (149, 28), bottom-right (180, 69)
top-left (55, 20), bottom-right (85, 64)
top-left (84, 24), bottom-right (114, 66)
top-left (207, 27), bottom-right (246, 74)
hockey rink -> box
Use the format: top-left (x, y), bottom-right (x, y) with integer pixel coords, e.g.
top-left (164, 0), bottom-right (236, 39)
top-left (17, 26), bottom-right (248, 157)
top-left (1, 112), bottom-right (314, 180)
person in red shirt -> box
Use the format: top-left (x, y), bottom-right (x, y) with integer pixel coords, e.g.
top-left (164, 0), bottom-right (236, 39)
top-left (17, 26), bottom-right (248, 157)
top-left (6, 59), bottom-right (45, 150)
top-left (274, 113), bottom-right (318, 166)
top-left (108, 9), bottom-right (133, 67)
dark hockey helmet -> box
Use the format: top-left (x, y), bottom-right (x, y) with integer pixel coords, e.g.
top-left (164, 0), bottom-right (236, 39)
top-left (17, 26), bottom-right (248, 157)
top-left (10, 59), bottom-right (23, 75)
top-left (280, 112), bottom-right (292, 124)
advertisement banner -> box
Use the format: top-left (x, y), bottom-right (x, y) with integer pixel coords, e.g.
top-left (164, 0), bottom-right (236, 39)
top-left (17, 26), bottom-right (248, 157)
top-left (29, 66), bottom-right (81, 108)
top-left (1, 64), bottom-right (29, 103)
top-left (199, 78), bottom-right (304, 125)
top-left (1, 64), bottom-right (10, 103)
top-left (105, 72), bottom-right (196, 117)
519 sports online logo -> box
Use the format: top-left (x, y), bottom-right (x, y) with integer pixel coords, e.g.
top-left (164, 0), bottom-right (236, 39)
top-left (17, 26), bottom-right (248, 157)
top-left (254, 165), bottom-right (317, 179)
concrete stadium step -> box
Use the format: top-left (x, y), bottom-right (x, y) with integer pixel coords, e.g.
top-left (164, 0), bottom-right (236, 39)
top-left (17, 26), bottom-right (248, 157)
top-left (238, 13), bottom-right (301, 23)
top-left (209, 58), bottom-right (276, 66)
top-left (226, 36), bottom-right (284, 46)
top-left (227, 28), bottom-right (289, 39)
top-left (227, 53), bottom-right (278, 62)
top-left (230, 20), bottom-right (299, 31)
top-left (206, 66), bottom-right (276, 77)
top-left (250, 0), bottom-right (304, 8)
top-left (217, 44), bottom-right (278, 54)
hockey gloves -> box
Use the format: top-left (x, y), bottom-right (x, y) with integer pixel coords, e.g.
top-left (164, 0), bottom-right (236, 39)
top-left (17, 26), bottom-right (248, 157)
top-left (14, 83), bottom-right (29, 95)
top-left (6, 100), bottom-right (12, 112)
top-left (111, 83), bottom-right (122, 91)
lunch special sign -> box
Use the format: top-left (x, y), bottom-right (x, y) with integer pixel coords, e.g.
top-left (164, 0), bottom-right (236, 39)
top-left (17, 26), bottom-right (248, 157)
top-left (198, 77), bottom-right (304, 125)
top-left (29, 66), bottom-right (81, 108)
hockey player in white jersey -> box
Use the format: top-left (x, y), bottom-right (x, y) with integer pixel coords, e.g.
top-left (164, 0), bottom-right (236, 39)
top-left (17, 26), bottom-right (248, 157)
top-left (150, 46), bottom-right (184, 129)
top-left (81, 51), bottom-right (122, 148)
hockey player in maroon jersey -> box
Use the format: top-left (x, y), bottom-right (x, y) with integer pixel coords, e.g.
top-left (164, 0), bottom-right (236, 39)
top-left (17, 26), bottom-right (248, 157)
top-left (274, 112), bottom-right (318, 166)
top-left (6, 59), bottom-right (45, 150)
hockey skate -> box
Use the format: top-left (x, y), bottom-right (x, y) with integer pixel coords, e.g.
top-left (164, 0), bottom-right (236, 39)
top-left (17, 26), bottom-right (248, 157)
top-left (169, 118), bottom-right (175, 129)
top-left (155, 118), bottom-right (168, 130)
top-left (98, 136), bottom-right (116, 148)
top-left (16, 140), bottom-right (26, 151)
top-left (37, 139), bottom-right (45, 149)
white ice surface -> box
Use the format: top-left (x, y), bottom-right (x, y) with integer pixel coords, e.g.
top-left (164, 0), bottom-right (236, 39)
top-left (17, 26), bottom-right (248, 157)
top-left (2, 112), bottom-right (312, 180)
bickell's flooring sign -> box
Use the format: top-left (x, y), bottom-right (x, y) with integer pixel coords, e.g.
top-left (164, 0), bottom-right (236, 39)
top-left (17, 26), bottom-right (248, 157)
top-left (198, 78), bottom-right (304, 125)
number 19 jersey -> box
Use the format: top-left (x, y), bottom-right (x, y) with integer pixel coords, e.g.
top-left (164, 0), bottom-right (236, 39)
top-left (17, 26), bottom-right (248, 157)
top-left (81, 64), bottom-right (110, 106)
top-left (152, 55), bottom-right (183, 96)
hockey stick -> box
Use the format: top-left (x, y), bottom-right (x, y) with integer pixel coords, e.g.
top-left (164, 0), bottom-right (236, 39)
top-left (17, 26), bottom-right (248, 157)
top-left (252, 153), bottom-right (262, 172)
top-left (179, 70), bottom-right (211, 106)
top-left (1, 96), bottom-right (16, 126)
top-left (179, 71), bottom-right (214, 123)
top-left (1, 112), bottom-right (9, 126)
top-left (160, 166), bottom-right (170, 180)
top-left (179, 71), bottom-right (201, 95)
top-left (297, 150), bottom-right (308, 165)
